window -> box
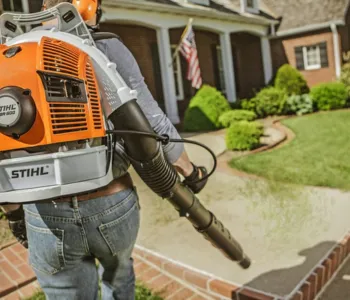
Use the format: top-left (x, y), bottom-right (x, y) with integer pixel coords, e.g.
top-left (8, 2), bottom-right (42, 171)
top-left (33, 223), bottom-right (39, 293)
top-left (187, 0), bottom-right (210, 6)
top-left (216, 45), bottom-right (226, 94)
top-left (2, 0), bottom-right (23, 12)
top-left (241, 0), bottom-right (259, 13)
top-left (294, 42), bottom-right (328, 71)
top-left (171, 45), bottom-right (184, 100)
top-left (246, 0), bottom-right (254, 8)
top-left (303, 45), bottom-right (321, 70)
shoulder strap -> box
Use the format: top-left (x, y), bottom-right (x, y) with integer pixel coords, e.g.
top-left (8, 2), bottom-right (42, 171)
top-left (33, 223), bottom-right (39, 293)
top-left (91, 32), bottom-right (123, 43)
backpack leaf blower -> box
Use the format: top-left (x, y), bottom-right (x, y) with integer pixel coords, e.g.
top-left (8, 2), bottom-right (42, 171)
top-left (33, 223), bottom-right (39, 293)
top-left (0, 3), bottom-right (251, 269)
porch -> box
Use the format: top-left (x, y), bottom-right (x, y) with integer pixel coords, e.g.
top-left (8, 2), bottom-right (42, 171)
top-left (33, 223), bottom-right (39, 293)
top-left (100, 1), bottom-right (274, 124)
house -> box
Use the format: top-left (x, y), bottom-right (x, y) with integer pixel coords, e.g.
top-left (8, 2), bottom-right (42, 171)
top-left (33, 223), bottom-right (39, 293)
top-left (266, 0), bottom-right (350, 89)
top-left (0, 0), bottom-right (278, 124)
top-left (3, 1), bottom-right (349, 125)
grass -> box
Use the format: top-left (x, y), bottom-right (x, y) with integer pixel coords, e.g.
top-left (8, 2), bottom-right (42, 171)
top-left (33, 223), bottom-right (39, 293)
top-left (24, 283), bottom-right (163, 300)
top-left (230, 110), bottom-right (350, 190)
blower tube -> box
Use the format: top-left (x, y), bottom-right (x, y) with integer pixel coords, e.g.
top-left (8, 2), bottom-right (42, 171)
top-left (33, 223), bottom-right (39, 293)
top-left (109, 99), bottom-right (251, 269)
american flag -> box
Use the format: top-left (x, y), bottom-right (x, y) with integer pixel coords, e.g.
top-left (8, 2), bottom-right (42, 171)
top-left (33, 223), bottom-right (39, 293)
top-left (179, 23), bottom-right (202, 89)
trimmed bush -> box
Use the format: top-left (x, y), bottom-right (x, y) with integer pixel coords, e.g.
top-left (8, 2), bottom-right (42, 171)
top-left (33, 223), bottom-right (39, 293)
top-left (275, 64), bottom-right (309, 95)
top-left (226, 121), bottom-right (264, 151)
top-left (285, 94), bottom-right (313, 116)
top-left (251, 87), bottom-right (288, 118)
top-left (183, 85), bottom-right (231, 131)
top-left (340, 62), bottom-right (350, 98)
top-left (310, 82), bottom-right (348, 111)
top-left (241, 98), bottom-right (258, 112)
top-left (219, 110), bottom-right (257, 128)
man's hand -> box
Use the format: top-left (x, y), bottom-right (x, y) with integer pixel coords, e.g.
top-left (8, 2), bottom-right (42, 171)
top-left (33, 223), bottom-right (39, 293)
top-left (183, 163), bottom-right (208, 194)
top-left (3, 206), bottom-right (28, 248)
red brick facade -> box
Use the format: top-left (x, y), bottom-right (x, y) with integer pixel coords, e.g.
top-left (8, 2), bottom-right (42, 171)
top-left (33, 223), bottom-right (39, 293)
top-left (98, 23), bottom-right (166, 112)
top-left (270, 30), bottom-right (338, 87)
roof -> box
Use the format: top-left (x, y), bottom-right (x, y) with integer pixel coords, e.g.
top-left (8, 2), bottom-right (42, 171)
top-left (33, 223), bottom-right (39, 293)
top-left (263, 0), bottom-right (350, 34)
top-left (105, 0), bottom-right (350, 35)
top-left (104, 0), bottom-right (278, 25)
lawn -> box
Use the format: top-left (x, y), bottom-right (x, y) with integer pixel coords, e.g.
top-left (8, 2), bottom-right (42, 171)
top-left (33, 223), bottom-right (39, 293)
top-left (230, 110), bottom-right (350, 190)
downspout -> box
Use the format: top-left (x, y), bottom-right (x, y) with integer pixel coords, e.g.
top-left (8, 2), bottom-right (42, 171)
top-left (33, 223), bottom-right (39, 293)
top-left (331, 23), bottom-right (342, 78)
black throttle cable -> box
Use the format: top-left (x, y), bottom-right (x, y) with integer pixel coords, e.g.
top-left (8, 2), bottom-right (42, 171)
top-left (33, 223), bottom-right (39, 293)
top-left (106, 130), bottom-right (217, 184)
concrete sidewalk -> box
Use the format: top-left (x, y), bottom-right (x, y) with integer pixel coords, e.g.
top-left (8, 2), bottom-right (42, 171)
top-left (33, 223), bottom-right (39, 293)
top-left (132, 128), bottom-right (350, 298)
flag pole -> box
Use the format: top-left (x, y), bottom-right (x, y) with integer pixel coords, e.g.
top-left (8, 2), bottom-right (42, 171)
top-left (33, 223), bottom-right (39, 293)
top-left (168, 18), bottom-right (193, 67)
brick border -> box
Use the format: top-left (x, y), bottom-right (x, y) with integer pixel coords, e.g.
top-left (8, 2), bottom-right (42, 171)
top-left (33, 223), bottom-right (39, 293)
top-left (133, 245), bottom-right (279, 300)
top-left (1, 233), bottom-right (350, 300)
top-left (134, 231), bottom-right (350, 300)
top-left (285, 232), bottom-right (350, 300)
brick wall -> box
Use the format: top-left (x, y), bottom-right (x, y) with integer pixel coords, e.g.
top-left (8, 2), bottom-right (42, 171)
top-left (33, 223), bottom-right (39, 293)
top-left (230, 32), bottom-right (265, 100)
top-left (270, 30), bottom-right (338, 87)
top-left (98, 23), bottom-right (165, 111)
top-left (170, 28), bottom-right (220, 118)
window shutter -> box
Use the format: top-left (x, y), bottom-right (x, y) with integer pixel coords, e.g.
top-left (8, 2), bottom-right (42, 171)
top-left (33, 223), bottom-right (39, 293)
top-left (294, 46), bottom-right (305, 70)
top-left (319, 42), bottom-right (329, 68)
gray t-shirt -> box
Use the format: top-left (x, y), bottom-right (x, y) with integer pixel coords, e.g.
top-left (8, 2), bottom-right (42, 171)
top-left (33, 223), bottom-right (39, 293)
top-left (95, 37), bottom-right (184, 163)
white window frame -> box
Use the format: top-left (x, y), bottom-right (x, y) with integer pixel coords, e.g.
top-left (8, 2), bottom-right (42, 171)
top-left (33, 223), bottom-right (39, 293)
top-left (186, 0), bottom-right (210, 6)
top-left (216, 45), bottom-right (226, 94)
top-left (302, 45), bottom-right (321, 70)
top-left (241, 0), bottom-right (259, 14)
top-left (171, 45), bottom-right (184, 101)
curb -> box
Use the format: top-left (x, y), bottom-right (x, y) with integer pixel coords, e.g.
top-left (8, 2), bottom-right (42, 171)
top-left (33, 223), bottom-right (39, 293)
top-left (133, 231), bottom-right (350, 300)
top-left (1, 232), bottom-right (349, 300)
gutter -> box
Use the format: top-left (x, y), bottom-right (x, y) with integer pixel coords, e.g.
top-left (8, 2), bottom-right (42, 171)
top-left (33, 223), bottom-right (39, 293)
top-left (102, 0), bottom-right (279, 26)
top-left (270, 20), bottom-right (345, 38)
top-left (331, 23), bottom-right (342, 78)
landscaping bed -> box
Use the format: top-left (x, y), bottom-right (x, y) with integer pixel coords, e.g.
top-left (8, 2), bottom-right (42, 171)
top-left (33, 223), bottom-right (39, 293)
top-left (230, 110), bottom-right (350, 190)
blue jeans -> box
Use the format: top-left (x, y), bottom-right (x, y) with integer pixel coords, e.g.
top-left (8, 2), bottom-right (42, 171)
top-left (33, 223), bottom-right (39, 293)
top-left (23, 187), bottom-right (141, 300)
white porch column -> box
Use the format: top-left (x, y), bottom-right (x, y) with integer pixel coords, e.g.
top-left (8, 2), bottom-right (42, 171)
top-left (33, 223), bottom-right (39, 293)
top-left (260, 36), bottom-right (273, 84)
top-left (156, 27), bottom-right (180, 124)
top-left (220, 32), bottom-right (236, 103)
top-left (21, 0), bottom-right (29, 12)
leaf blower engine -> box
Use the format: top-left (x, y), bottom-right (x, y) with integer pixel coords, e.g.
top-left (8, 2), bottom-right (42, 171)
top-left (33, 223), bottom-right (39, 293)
top-left (0, 3), bottom-right (250, 268)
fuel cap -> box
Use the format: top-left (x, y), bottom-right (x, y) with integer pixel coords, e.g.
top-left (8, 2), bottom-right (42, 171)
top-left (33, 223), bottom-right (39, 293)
top-left (3, 46), bottom-right (22, 58)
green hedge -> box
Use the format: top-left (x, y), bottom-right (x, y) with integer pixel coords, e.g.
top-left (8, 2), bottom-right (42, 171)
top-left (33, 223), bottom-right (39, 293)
top-left (226, 121), bottom-right (264, 151)
top-left (275, 64), bottom-right (309, 96)
top-left (249, 87), bottom-right (288, 118)
top-left (219, 110), bottom-right (257, 128)
top-left (183, 85), bottom-right (231, 131)
top-left (310, 82), bottom-right (348, 111)
top-left (340, 62), bottom-right (350, 99)
top-left (285, 94), bottom-right (313, 116)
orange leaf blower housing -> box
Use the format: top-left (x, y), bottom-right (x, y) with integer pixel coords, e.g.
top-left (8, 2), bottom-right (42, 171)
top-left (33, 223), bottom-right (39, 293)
top-left (0, 36), bottom-right (105, 152)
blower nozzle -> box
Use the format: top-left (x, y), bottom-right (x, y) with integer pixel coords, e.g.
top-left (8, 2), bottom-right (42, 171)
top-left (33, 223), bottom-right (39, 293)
top-left (109, 99), bottom-right (251, 269)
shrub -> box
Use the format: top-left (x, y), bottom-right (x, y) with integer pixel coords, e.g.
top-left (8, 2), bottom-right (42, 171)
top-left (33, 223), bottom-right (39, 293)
top-left (241, 98), bottom-right (258, 112)
top-left (310, 82), bottom-right (348, 111)
top-left (340, 62), bottom-right (350, 98)
top-left (275, 64), bottom-right (309, 95)
top-left (219, 110), bottom-right (257, 128)
top-left (285, 94), bottom-right (313, 116)
top-left (226, 121), bottom-right (264, 151)
top-left (251, 87), bottom-right (288, 118)
top-left (183, 85), bottom-right (231, 131)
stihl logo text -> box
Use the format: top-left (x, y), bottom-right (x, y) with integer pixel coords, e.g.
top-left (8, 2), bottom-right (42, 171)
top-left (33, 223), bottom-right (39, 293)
top-left (11, 166), bottom-right (49, 179)
top-left (0, 104), bottom-right (16, 117)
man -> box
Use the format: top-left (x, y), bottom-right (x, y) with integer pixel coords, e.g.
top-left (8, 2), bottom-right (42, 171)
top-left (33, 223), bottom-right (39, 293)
top-left (0, 0), bottom-right (207, 299)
